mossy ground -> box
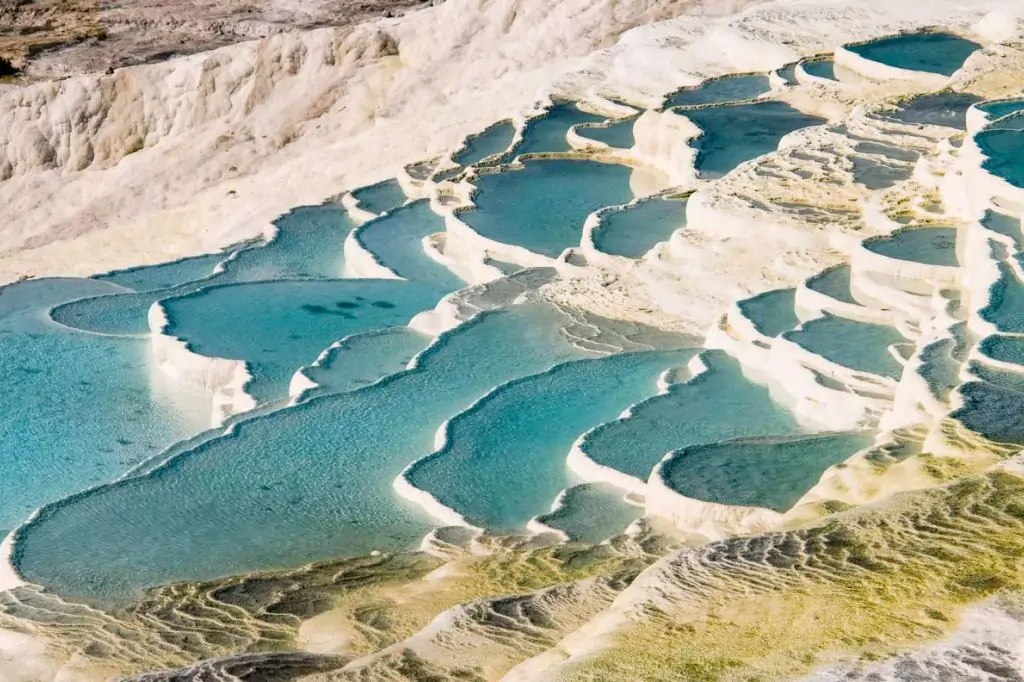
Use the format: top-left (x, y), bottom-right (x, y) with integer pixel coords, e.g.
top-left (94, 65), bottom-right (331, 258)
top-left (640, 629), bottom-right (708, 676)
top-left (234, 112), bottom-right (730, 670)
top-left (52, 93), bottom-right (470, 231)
top-left (565, 472), bottom-right (1024, 681)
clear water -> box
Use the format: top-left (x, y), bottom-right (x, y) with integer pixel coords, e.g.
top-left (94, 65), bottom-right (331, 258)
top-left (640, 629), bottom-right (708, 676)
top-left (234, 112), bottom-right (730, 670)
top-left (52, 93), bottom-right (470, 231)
top-left (406, 348), bottom-right (692, 532)
top-left (807, 265), bottom-right (857, 305)
top-left (580, 350), bottom-right (802, 482)
top-left (953, 380), bottom-right (1024, 445)
top-left (849, 32), bottom-right (981, 77)
top-left (784, 315), bottom-right (906, 379)
top-left (160, 279), bottom-right (443, 404)
top-left (978, 99), bottom-right (1024, 121)
top-left (980, 262), bottom-right (1024, 334)
top-left (50, 287), bottom-right (187, 336)
top-left (988, 114), bottom-right (1024, 132)
top-left (353, 200), bottom-right (465, 290)
top-left (659, 431), bottom-right (873, 512)
top-left (802, 58), bottom-right (837, 81)
top-left (514, 102), bottom-right (606, 157)
top-left (917, 337), bottom-right (962, 404)
top-left (535, 483), bottom-right (643, 543)
top-left (775, 63), bottom-right (799, 86)
top-left (683, 102), bottom-right (826, 178)
top-left (462, 159), bottom-right (634, 258)
top-left (453, 121), bottom-right (516, 166)
top-left (95, 250), bottom-right (232, 292)
top-left (351, 179), bottom-right (407, 215)
top-left (983, 211), bottom-right (1023, 250)
top-left (15, 303), bottom-right (597, 602)
top-left (51, 205), bottom-right (355, 337)
top-left (737, 288), bottom-right (799, 337)
top-left (298, 326), bottom-right (431, 399)
top-left (864, 226), bottom-right (959, 267)
top-left (218, 204), bottom-right (354, 283)
top-left (978, 130), bottom-right (1024, 189)
top-left (593, 197), bottom-right (686, 259)
top-left (663, 74), bottom-right (771, 109)
top-left (885, 93), bottom-right (982, 130)
top-left (0, 279), bottom-right (210, 535)
top-left (577, 118), bottom-right (637, 149)
top-left (979, 334), bottom-right (1024, 367)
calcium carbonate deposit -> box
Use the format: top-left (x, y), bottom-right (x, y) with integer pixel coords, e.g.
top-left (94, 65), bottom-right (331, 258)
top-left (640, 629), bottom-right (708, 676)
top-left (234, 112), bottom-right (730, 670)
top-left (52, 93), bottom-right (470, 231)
top-left (3, 0), bottom-right (1024, 680)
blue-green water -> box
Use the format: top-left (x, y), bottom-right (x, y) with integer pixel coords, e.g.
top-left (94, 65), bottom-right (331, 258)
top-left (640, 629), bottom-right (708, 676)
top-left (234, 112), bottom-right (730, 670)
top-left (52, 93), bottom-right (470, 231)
top-left (978, 99), bottom-right (1024, 122)
top-left (683, 102), bottom-right (826, 178)
top-left (462, 159), bottom-right (634, 258)
top-left (660, 431), bottom-right (873, 512)
top-left (978, 129), bottom-right (1024, 190)
top-left (297, 326), bottom-right (431, 399)
top-left (737, 288), bottom-right (799, 337)
top-left (849, 32), bottom-right (980, 77)
top-left (514, 103), bottom-right (606, 156)
top-left (580, 351), bottom-right (802, 482)
top-left (807, 265), bottom-right (857, 305)
top-left (535, 483), bottom-right (643, 543)
top-left (886, 93), bottom-right (982, 130)
top-left (14, 303), bottom-right (598, 602)
top-left (980, 262), bottom-right (1024, 334)
top-left (864, 227), bottom-right (959, 267)
top-left (0, 279), bottom-right (210, 535)
top-left (785, 315), bottom-right (906, 379)
top-left (95, 250), bottom-right (231, 292)
top-left (577, 118), bottom-right (637, 149)
top-left (802, 58), bottom-right (837, 81)
top-left (663, 74), bottom-right (771, 109)
top-left (218, 205), bottom-right (353, 283)
top-left (351, 179), bottom-right (407, 215)
top-left (954, 379), bottom-right (1024, 445)
top-left (352, 201), bottom-right (465, 290)
top-left (406, 349), bottom-right (692, 532)
top-left (160, 279), bottom-right (443, 404)
top-left (593, 198), bottom-right (686, 259)
top-left (453, 121), bottom-right (516, 166)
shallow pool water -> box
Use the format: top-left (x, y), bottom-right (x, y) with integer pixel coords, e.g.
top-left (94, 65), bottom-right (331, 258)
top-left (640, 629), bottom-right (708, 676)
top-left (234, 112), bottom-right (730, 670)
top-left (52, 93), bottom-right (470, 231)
top-left (580, 351), bottom-right (802, 483)
top-left (980, 263), bottom-right (1024, 334)
top-left (785, 315), bottom-right (906, 379)
top-left (659, 431), bottom-right (873, 512)
top-left (807, 265), bottom-right (858, 305)
top-left (801, 58), bottom-right (837, 81)
top-left (864, 227), bottom-right (960, 267)
top-left (352, 200), bottom-right (464, 290)
top-left (514, 103), bottom-right (607, 157)
top-left (453, 121), bottom-right (516, 166)
top-left (15, 303), bottom-right (600, 603)
top-left (577, 117), bottom-right (637, 149)
top-left (351, 179), bottom-right (408, 215)
top-left (160, 279), bottom-right (443, 404)
top-left (848, 32), bottom-right (981, 77)
top-left (663, 74), bottom-right (771, 109)
top-left (0, 279), bottom-right (211, 535)
top-left (95, 250), bottom-right (232, 292)
top-left (462, 159), bottom-right (634, 258)
top-left (884, 93), bottom-right (982, 130)
top-left (683, 102), bottom-right (827, 178)
top-left (593, 197), bottom-right (686, 259)
top-left (298, 326), bottom-right (431, 399)
top-left (737, 288), bottom-right (799, 338)
top-left (535, 483), bottom-right (643, 543)
top-left (406, 348), bottom-right (693, 532)
top-left (218, 204), bottom-right (354, 283)
top-left (978, 129), bottom-right (1024, 190)
top-left (979, 99), bottom-right (1024, 122)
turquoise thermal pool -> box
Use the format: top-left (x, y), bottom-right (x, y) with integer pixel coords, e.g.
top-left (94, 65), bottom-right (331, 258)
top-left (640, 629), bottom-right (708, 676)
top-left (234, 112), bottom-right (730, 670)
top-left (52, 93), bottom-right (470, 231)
top-left (593, 197), bottom-right (686, 259)
top-left (662, 74), bottom-right (772, 109)
top-left (847, 31), bottom-right (981, 77)
top-left (462, 159), bottom-right (634, 258)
